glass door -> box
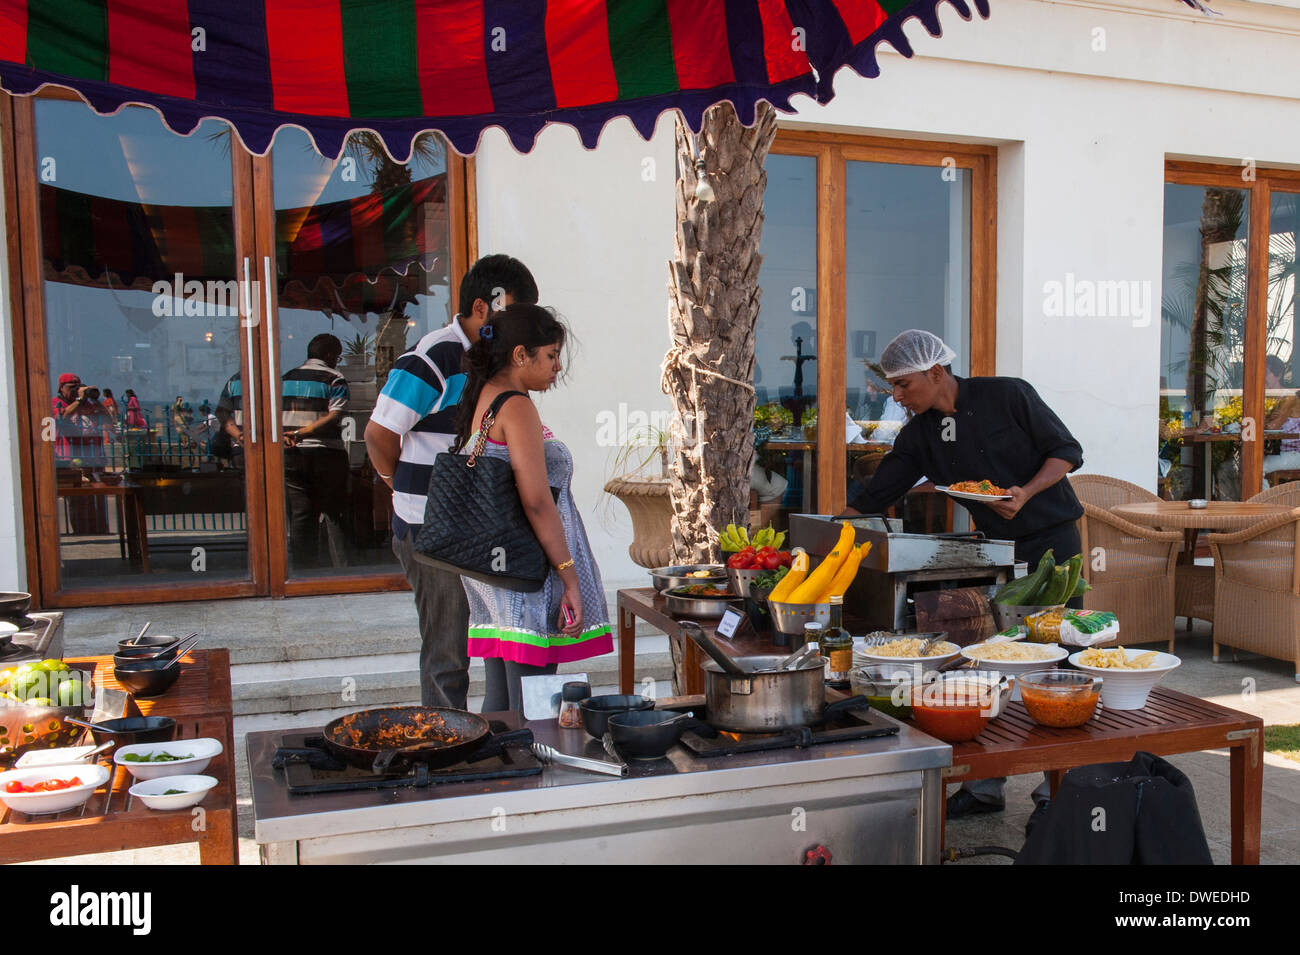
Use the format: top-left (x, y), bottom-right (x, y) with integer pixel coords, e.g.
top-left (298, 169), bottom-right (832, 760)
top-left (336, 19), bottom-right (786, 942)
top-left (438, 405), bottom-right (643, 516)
top-left (258, 129), bottom-right (457, 594)
top-left (21, 97), bottom-right (268, 604)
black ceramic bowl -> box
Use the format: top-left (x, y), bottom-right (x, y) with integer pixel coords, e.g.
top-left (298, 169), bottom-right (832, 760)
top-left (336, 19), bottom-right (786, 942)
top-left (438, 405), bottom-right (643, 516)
top-left (114, 635), bottom-right (182, 657)
top-left (578, 694), bottom-right (655, 739)
top-left (111, 659), bottom-right (182, 697)
top-left (114, 645), bottom-right (180, 665)
top-left (608, 710), bottom-right (691, 760)
top-left (87, 716), bottom-right (178, 748)
top-left (0, 592), bottom-right (32, 619)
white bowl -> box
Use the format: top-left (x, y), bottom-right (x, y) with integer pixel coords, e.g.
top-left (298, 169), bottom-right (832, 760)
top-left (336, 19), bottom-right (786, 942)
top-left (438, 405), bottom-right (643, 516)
top-left (0, 763), bottom-right (110, 815)
top-left (961, 641), bottom-right (1068, 701)
top-left (128, 774), bottom-right (218, 810)
top-left (113, 738), bottom-right (223, 779)
top-left (1067, 649), bottom-right (1181, 710)
top-left (856, 640), bottom-right (962, 680)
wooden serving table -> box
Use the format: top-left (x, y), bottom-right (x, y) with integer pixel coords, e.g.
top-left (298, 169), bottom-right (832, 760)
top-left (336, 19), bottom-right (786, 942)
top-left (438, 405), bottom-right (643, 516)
top-left (943, 686), bottom-right (1263, 864)
top-left (618, 587), bottom-right (793, 695)
top-left (0, 649), bottom-right (238, 865)
top-left (55, 482), bottom-right (151, 571)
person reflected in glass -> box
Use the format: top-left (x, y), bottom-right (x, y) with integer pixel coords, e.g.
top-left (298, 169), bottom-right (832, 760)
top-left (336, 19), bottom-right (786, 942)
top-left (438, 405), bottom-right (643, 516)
top-left (213, 374), bottom-right (243, 468)
top-left (282, 334), bottom-right (351, 570)
top-left (124, 389), bottom-right (146, 430)
top-left (1263, 355), bottom-right (1300, 486)
top-left (52, 372), bottom-right (109, 532)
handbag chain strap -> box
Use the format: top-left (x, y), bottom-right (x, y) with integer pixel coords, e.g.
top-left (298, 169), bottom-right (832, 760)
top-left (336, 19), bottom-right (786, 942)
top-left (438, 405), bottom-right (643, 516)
top-left (466, 390), bottom-right (526, 468)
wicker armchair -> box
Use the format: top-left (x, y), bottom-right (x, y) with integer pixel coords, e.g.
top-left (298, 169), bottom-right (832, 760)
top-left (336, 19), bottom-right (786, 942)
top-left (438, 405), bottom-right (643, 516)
top-left (1069, 474), bottom-right (1161, 509)
top-left (1076, 503), bottom-right (1181, 650)
top-left (1248, 482), bottom-right (1300, 507)
top-left (1069, 474), bottom-right (1210, 627)
top-left (1207, 507), bottom-right (1300, 682)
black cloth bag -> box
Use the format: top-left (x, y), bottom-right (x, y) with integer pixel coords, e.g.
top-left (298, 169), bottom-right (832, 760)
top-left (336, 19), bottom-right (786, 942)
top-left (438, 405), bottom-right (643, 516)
top-left (413, 390), bottom-right (549, 593)
top-left (1016, 751), bottom-right (1214, 865)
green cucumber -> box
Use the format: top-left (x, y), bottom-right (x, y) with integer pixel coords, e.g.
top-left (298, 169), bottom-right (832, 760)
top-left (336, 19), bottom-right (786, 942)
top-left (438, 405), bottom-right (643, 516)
top-left (994, 549), bottom-right (1055, 605)
top-left (1071, 577), bottom-right (1092, 597)
top-left (1038, 566), bottom-right (1072, 606)
top-left (1061, 554), bottom-right (1083, 603)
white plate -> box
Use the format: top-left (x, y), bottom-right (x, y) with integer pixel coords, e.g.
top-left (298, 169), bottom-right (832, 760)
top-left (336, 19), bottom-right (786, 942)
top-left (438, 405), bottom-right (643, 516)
top-left (15, 744), bottom-right (101, 768)
top-left (113, 738), bottom-right (222, 779)
top-left (0, 763), bottom-right (110, 815)
top-left (129, 774), bottom-right (218, 811)
top-left (0, 621), bottom-right (18, 635)
top-left (936, 485), bottom-right (1013, 502)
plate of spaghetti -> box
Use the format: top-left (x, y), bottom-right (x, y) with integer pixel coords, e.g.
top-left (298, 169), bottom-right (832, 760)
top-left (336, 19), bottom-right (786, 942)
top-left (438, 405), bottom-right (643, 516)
top-left (937, 480), bottom-right (1012, 501)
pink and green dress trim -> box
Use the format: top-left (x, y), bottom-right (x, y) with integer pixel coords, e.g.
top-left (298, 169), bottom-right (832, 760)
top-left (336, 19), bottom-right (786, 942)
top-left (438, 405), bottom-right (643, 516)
top-left (468, 624), bottom-right (613, 668)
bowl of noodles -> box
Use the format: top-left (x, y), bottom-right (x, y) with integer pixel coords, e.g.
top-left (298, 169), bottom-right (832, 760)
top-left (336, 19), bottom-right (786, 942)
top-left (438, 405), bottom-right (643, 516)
top-left (1067, 647), bottom-right (1181, 710)
top-left (856, 633), bottom-right (961, 679)
top-left (960, 639), bottom-right (1068, 700)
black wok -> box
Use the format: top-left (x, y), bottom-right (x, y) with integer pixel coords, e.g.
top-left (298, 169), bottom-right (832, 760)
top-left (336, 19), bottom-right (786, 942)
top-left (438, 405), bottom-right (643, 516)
top-left (322, 705), bottom-right (491, 774)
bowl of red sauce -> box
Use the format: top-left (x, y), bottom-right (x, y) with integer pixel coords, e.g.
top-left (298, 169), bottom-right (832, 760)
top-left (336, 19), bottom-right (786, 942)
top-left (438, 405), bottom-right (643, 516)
top-left (909, 675), bottom-right (1005, 743)
top-left (1017, 670), bottom-right (1102, 728)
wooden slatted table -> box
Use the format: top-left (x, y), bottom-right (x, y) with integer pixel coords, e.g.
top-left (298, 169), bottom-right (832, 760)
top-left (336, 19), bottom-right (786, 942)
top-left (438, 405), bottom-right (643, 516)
top-left (942, 686), bottom-right (1263, 864)
top-left (0, 649), bottom-right (238, 865)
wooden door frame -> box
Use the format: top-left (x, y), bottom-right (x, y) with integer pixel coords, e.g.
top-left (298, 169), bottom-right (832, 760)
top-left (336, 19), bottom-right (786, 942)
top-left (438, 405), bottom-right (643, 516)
top-left (1164, 161), bottom-right (1300, 500)
top-left (770, 130), bottom-right (998, 516)
top-left (5, 90), bottom-right (479, 606)
top-left (3, 90), bottom-right (269, 607)
top-left (255, 146), bottom-right (478, 599)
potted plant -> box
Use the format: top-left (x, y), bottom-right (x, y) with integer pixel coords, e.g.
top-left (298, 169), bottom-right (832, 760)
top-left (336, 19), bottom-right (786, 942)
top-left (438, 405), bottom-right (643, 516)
top-left (342, 333), bottom-right (375, 383)
top-left (602, 425), bottom-right (678, 569)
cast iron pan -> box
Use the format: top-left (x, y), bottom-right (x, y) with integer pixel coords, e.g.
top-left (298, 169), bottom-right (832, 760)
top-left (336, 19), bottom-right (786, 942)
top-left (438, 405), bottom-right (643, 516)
top-left (323, 705), bottom-right (491, 775)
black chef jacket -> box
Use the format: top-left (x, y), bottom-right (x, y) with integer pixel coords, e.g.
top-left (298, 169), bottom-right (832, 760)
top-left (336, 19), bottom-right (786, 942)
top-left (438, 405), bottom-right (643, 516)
top-left (848, 376), bottom-right (1084, 542)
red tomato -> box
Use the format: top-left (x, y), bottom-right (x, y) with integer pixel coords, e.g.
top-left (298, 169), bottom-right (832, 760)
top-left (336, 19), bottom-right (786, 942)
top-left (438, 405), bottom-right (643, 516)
top-left (761, 553), bottom-right (782, 570)
top-left (5, 780), bottom-right (23, 793)
top-left (778, 551), bottom-right (793, 567)
top-left (727, 553), bottom-right (748, 569)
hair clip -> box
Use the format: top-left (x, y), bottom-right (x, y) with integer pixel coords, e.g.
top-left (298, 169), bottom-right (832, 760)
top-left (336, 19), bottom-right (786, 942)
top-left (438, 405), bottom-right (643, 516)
top-left (480, 324), bottom-right (495, 341)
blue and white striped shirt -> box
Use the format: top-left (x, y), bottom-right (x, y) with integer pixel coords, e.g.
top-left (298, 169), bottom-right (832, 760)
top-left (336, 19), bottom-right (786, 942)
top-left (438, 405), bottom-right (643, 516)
top-left (370, 320), bottom-right (472, 530)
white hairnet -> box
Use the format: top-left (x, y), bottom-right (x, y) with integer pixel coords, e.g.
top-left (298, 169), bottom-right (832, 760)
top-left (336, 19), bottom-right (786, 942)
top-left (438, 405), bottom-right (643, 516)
top-left (878, 330), bottom-right (957, 378)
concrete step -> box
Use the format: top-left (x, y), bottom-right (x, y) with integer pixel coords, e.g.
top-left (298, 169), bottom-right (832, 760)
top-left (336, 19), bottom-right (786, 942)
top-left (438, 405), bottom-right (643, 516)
top-left (230, 637), bottom-right (676, 716)
top-left (58, 587), bottom-right (664, 666)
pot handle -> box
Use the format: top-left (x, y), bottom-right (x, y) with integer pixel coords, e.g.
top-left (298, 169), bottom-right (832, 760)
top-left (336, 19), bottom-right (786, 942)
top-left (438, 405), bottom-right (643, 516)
top-left (678, 620), bottom-right (749, 678)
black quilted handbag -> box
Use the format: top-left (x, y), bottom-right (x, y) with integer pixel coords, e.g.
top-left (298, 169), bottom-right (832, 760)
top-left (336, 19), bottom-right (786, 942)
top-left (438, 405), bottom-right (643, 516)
top-left (412, 390), bottom-right (549, 592)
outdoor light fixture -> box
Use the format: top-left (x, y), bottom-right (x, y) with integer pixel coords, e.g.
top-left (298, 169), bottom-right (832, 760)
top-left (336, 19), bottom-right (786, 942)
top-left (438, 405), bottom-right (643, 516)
top-left (694, 157), bottom-right (715, 202)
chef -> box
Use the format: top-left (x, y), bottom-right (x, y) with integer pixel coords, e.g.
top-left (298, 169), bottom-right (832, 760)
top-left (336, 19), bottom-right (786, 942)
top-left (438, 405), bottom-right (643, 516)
top-left (843, 329), bottom-right (1085, 826)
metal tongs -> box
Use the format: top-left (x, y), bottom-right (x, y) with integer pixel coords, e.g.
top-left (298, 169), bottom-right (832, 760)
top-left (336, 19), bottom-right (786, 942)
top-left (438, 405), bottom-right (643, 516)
top-left (530, 743), bottom-right (629, 778)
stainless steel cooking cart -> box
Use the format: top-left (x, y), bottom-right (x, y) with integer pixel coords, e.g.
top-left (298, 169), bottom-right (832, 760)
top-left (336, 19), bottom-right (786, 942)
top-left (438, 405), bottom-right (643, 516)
top-left (248, 715), bottom-right (950, 865)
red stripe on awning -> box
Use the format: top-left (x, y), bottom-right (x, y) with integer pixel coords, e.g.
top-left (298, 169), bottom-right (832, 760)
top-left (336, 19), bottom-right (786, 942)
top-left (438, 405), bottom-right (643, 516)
top-left (0, 0), bottom-right (27, 64)
top-left (545, 0), bottom-right (617, 108)
top-left (833, 0), bottom-right (888, 44)
top-left (91, 195), bottom-right (134, 274)
top-left (106, 0), bottom-right (194, 99)
top-left (348, 192), bottom-right (385, 272)
top-left (153, 205), bottom-right (206, 277)
top-left (266, 0), bottom-right (349, 117)
top-left (414, 0), bottom-right (493, 117)
top-left (756, 0), bottom-right (807, 83)
top-left (667, 0), bottom-right (734, 90)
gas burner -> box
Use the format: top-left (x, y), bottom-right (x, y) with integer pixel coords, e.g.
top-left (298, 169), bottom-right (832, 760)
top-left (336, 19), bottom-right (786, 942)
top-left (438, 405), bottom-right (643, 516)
top-left (679, 698), bottom-right (899, 758)
top-left (274, 723), bottom-right (541, 794)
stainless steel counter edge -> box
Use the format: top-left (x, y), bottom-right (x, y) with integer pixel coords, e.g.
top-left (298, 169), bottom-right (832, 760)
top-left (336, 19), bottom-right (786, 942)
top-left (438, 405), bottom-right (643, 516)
top-left (249, 726), bottom-right (952, 845)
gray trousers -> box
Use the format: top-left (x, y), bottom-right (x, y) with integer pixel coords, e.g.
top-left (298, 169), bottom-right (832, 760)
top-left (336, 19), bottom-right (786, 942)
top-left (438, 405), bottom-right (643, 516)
top-left (393, 533), bottom-right (470, 709)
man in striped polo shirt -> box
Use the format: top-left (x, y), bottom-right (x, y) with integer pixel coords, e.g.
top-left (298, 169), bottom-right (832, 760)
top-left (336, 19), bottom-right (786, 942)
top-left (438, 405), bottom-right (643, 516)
top-left (365, 255), bottom-right (539, 708)
top-left (282, 334), bottom-right (351, 570)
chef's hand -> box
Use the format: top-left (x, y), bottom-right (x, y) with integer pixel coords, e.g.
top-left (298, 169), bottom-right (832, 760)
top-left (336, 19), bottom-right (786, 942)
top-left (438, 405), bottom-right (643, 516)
top-left (560, 584), bottom-right (584, 636)
top-left (988, 485), bottom-right (1028, 520)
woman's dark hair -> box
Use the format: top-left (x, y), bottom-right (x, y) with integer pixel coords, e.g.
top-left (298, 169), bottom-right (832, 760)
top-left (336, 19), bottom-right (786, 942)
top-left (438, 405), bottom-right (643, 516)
top-left (452, 303), bottom-right (567, 453)
top-left (102, 389), bottom-right (114, 398)
top-left (124, 389), bottom-right (136, 398)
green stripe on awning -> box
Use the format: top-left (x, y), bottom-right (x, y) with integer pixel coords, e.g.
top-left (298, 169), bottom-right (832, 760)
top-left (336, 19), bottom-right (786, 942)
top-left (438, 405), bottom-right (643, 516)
top-left (28, 0), bottom-right (108, 80)
top-left (607, 0), bottom-right (678, 101)
top-left (195, 208), bottom-right (235, 280)
top-left (55, 188), bottom-right (94, 270)
top-left (875, 0), bottom-right (915, 14)
top-left (339, 0), bottom-right (422, 118)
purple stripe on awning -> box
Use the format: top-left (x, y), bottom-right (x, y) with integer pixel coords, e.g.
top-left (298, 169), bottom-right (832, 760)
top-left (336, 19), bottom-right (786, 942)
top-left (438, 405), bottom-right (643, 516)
top-left (187, 0), bottom-right (274, 115)
top-left (482, 0), bottom-right (555, 150)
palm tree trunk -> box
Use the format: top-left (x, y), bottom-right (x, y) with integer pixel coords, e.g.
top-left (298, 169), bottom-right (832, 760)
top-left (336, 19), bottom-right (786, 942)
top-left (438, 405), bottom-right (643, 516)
top-left (663, 102), bottom-right (777, 562)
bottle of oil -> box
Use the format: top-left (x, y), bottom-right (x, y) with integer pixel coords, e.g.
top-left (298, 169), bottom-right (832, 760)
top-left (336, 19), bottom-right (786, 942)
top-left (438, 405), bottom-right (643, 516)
top-left (820, 596), bottom-right (853, 688)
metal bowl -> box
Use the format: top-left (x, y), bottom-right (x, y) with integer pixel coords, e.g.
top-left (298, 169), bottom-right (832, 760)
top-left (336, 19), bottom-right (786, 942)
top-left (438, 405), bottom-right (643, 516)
top-left (649, 564), bottom-right (727, 592)
top-left (725, 567), bottom-right (774, 600)
top-left (0, 702), bottom-right (87, 760)
top-left (0, 592), bottom-right (31, 619)
top-left (663, 588), bottom-right (741, 619)
top-left (767, 599), bottom-right (831, 636)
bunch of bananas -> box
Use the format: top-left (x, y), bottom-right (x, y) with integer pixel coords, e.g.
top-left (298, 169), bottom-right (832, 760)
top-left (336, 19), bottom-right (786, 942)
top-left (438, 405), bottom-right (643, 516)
top-left (720, 522), bottom-right (786, 553)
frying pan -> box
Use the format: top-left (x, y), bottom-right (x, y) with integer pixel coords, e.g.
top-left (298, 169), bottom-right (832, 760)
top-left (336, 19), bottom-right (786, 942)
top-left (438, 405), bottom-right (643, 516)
top-left (322, 705), bottom-right (491, 774)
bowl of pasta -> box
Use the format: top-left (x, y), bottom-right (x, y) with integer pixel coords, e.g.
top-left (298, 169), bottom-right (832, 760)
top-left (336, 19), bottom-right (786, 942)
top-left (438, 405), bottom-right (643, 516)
top-left (960, 639), bottom-right (1068, 700)
top-left (1067, 647), bottom-right (1181, 710)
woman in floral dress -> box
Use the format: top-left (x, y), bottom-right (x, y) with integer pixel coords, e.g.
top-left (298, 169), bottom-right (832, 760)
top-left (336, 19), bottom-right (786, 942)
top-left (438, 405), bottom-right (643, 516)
top-left (452, 304), bottom-right (612, 712)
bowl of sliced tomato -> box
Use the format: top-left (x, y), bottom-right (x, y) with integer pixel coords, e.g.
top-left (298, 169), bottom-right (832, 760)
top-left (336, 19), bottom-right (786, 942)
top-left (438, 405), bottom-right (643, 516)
top-left (0, 763), bottom-right (110, 815)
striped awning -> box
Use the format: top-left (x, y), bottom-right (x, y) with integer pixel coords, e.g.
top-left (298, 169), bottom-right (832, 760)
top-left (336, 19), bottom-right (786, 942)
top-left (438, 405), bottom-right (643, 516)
top-left (0, 0), bottom-right (992, 159)
top-left (40, 172), bottom-right (447, 316)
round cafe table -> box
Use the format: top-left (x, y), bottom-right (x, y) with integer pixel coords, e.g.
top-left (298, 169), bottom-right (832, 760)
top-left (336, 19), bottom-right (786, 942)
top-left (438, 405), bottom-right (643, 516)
top-left (1112, 501), bottom-right (1291, 564)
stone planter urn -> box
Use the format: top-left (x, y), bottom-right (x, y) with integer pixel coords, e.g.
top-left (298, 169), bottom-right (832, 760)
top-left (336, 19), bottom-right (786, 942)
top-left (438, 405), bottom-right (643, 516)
top-left (603, 477), bottom-right (677, 569)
